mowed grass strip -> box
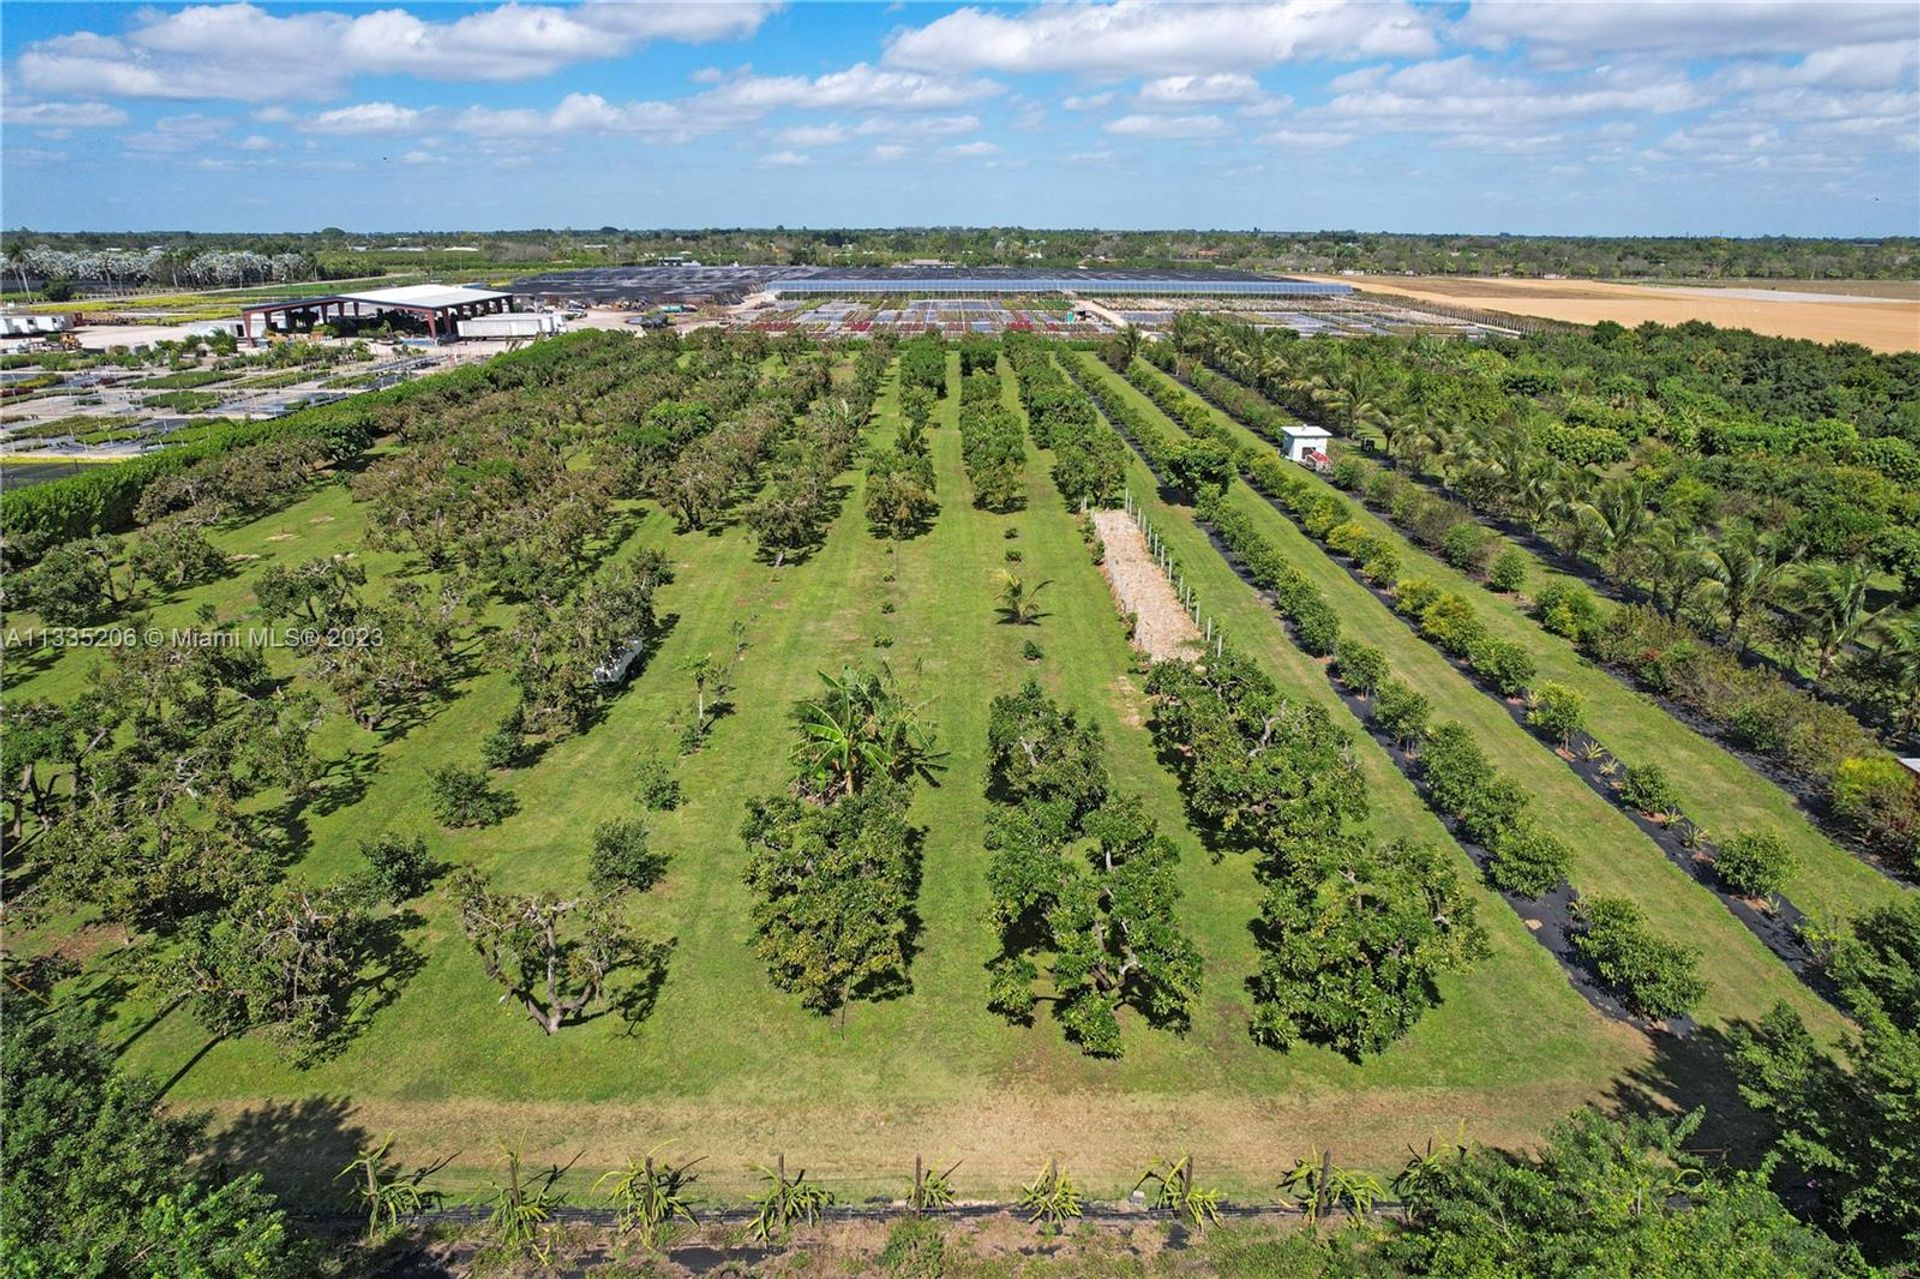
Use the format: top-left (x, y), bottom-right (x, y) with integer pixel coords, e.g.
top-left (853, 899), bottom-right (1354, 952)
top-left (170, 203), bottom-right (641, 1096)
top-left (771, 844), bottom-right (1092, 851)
top-left (1131, 359), bottom-right (1908, 926)
top-left (1075, 352), bottom-right (1852, 1041)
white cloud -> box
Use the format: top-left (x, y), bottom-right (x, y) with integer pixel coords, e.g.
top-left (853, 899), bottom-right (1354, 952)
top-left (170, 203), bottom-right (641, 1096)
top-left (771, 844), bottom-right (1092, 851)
top-left (1238, 95), bottom-right (1297, 119)
top-left (854, 114), bottom-right (980, 137)
top-left (1137, 73), bottom-right (1265, 106)
top-left (306, 102), bottom-right (423, 135)
top-left (1457, 1), bottom-right (1920, 67)
top-left (1313, 56), bottom-right (1707, 134)
top-left (299, 81), bottom-right (987, 149)
top-left (886, 2), bottom-right (1438, 75)
top-left (775, 123), bottom-right (851, 147)
top-left (400, 148), bottom-right (444, 165)
top-left (4, 147), bottom-right (67, 166)
top-left (252, 105), bottom-right (294, 123)
top-left (869, 143), bottom-right (910, 161)
top-left (122, 111), bottom-right (233, 154)
top-left (1717, 40), bottom-right (1920, 94)
top-left (0, 99), bottom-right (128, 128)
top-left (942, 139), bottom-right (1000, 157)
top-left (238, 134), bottom-right (276, 151)
top-left (1258, 128), bottom-right (1353, 149)
top-left (760, 149), bottom-right (811, 167)
top-left (688, 65), bottom-right (725, 85)
top-left (16, 1), bottom-right (779, 101)
top-left (698, 63), bottom-right (1003, 115)
top-left (1063, 91), bottom-right (1115, 111)
top-left (1105, 112), bottom-right (1230, 139)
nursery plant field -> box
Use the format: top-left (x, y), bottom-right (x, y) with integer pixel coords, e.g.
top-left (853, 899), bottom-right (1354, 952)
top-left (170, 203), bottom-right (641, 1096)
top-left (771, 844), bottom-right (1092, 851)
top-left (4, 329), bottom-right (1912, 1248)
top-left (4, 337), bottom-right (1660, 1205)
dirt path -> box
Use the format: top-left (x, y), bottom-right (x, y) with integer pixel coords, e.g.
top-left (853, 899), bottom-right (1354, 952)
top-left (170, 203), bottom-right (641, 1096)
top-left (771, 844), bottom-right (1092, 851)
top-left (1092, 509), bottom-right (1202, 662)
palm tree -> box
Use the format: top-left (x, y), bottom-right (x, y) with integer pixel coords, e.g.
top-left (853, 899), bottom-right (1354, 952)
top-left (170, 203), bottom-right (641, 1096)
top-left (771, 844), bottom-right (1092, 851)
top-left (1169, 312), bottom-right (1206, 360)
top-left (996, 572), bottom-right (1052, 625)
top-left (1792, 559), bottom-right (1880, 679)
top-left (1870, 610), bottom-right (1920, 740)
top-left (1640, 521), bottom-right (1713, 621)
top-left (1306, 358), bottom-right (1391, 449)
top-left (1702, 526), bottom-right (1780, 652)
top-left (1574, 477), bottom-right (1653, 581)
top-left (1116, 323), bottom-right (1144, 367)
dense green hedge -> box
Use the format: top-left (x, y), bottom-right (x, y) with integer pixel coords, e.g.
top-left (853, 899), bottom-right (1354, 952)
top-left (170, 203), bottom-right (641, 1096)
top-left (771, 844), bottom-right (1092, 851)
top-left (3, 332), bottom-right (617, 564)
top-left (2, 405), bottom-right (373, 561)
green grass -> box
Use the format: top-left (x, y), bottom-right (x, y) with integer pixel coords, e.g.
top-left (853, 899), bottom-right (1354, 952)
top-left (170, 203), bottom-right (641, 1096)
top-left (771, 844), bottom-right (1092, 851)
top-left (1129, 358), bottom-right (1909, 929)
top-left (13, 356), bottom-right (1674, 1207)
top-left (1075, 352), bottom-right (1863, 1041)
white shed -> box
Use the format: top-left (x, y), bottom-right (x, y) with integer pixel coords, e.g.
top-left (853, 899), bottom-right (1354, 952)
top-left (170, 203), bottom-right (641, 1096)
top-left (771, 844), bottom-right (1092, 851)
top-left (457, 312), bottom-right (560, 339)
top-left (1281, 425), bottom-right (1333, 466)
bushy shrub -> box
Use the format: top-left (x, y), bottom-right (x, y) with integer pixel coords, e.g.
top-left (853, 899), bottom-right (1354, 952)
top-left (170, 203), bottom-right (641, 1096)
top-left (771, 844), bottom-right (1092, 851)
top-left (1365, 467), bottom-right (1408, 509)
top-left (1301, 493), bottom-right (1350, 538)
top-left (637, 755), bottom-right (683, 811)
top-left (1526, 682), bottom-right (1589, 748)
top-left (589, 817), bottom-right (663, 891)
top-left (358, 833), bottom-right (434, 903)
top-left (1395, 577), bottom-right (1444, 618)
top-left (1374, 679), bottom-right (1432, 747)
top-left (1488, 547), bottom-right (1529, 593)
top-left (1534, 579), bottom-right (1603, 642)
top-left (1329, 454), bottom-right (1373, 491)
top-left (1359, 545), bottom-right (1401, 586)
top-left (1419, 594), bottom-right (1488, 658)
top-left (1486, 820), bottom-right (1572, 897)
top-left (1421, 722), bottom-right (1528, 846)
top-left (1715, 831), bottom-right (1796, 900)
top-left (1292, 595), bottom-right (1341, 656)
top-left (1324, 519), bottom-right (1370, 557)
top-left (427, 764), bottom-right (514, 828)
top-left (1830, 756), bottom-right (1920, 866)
top-left (1334, 638), bottom-right (1389, 695)
top-left (1573, 896), bottom-right (1706, 1019)
top-left (1442, 522), bottom-right (1495, 574)
top-left (481, 706), bottom-right (527, 769)
top-left (1619, 761), bottom-right (1683, 821)
top-left (1471, 638), bottom-right (1538, 697)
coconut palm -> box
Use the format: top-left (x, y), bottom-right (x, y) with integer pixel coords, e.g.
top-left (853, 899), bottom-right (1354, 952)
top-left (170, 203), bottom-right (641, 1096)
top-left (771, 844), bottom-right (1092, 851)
top-left (996, 572), bottom-right (1052, 625)
top-left (1702, 526), bottom-right (1781, 652)
top-left (1305, 357), bottom-right (1392, 448)
top-left (1792, 559), bottom-right (1881, 679)
top-left (1574, 477), bottom-right (1653, 580)
top-left (1870, 609), bottom-right (1920, 739)
top-left (1640, 521), bottom-right (1714, 621)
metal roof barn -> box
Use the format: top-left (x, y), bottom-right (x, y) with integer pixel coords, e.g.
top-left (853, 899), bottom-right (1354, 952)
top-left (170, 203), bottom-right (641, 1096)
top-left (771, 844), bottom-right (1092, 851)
top-left (239, 285), bottom-right (514, 345)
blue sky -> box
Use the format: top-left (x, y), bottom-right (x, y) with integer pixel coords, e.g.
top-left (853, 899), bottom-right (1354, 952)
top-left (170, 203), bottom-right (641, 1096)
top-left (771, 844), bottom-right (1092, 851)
top-left (3, 1), bottom-right (1917, 234)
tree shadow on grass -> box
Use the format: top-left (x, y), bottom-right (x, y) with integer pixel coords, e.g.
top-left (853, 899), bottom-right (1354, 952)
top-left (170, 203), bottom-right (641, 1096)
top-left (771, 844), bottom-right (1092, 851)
top-left (611, 936), bottom-right (677, 1038)
top-left (301, 746), bottom-right (382, 819)
top-left (1601, 1020), bottom-right (1775, 1168)
top-left (203, 1094), bottom-right (372, 1213)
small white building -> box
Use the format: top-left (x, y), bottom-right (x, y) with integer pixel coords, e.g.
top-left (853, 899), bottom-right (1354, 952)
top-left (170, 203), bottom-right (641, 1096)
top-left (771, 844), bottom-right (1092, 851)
top-left (457, 312), bottom-right (560, 339)
top-left (1281, 424), bottom-right (1333, 467)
